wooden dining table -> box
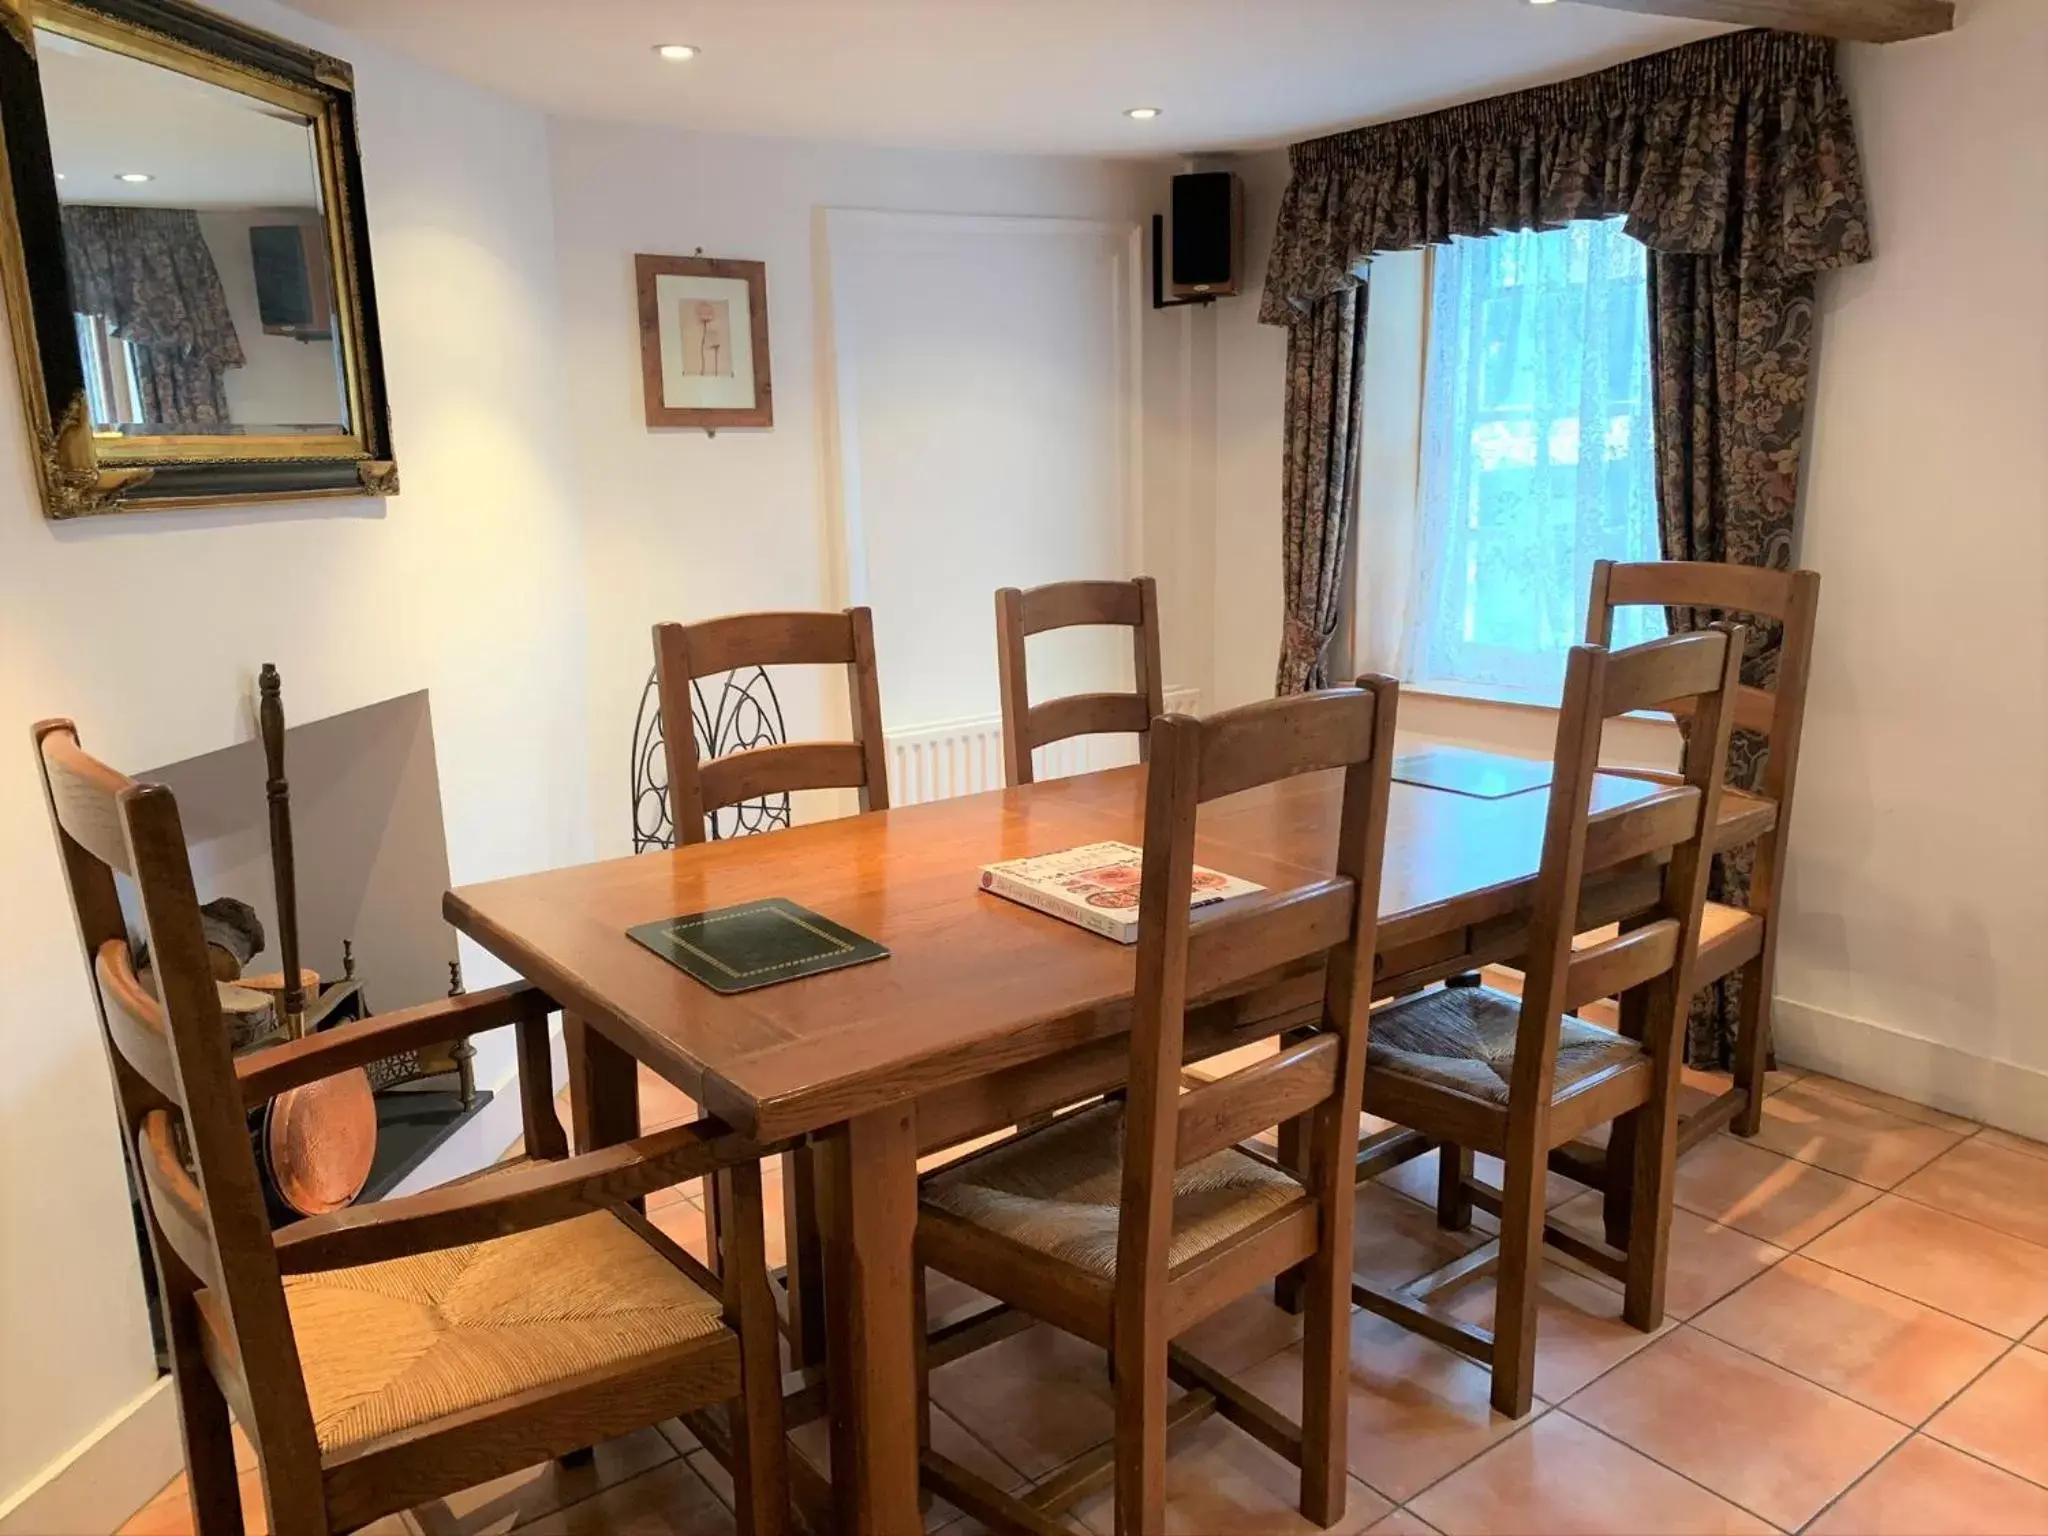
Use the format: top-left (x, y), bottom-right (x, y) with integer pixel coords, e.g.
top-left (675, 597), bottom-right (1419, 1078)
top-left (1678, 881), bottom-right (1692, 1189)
top-left (446, 759), bottom-right (1772, 1534)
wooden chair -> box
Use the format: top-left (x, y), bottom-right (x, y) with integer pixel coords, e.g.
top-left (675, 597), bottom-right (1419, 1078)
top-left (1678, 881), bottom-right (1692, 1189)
top-left (33, 720), bottom-right (791, 1536)
top-left (995, 577), bottom-right (1164, 786)
top-left (651, 606), bottom-right (888, 1370)
top-left (1584, 559), bottom-right (1820, 1146)
top-left (1351, 629), bottom-right (1742, 1417)
top-left (915, 679), bottom-right (1400, 1536)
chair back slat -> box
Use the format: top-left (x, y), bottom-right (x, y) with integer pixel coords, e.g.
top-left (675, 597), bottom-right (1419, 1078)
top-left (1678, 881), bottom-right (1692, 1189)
top-left (96, 939), bottom-right (181, 1102)
top-left (32, 724), bottom-right (326, 1488)
top-left (1026, 693), bottom-right (1153, 750)
top-left (1579, 787), bottom-right (1703, 877)
top-left (1174, 1035), bottom-right (1340, 1169)
top-left (1658, 686), bottom-right (1777, 737)
top-left (1116, 678), bottom-right (1397, 1332)
top-left (1182, 880), bottom-right (1355, 1002)
top-left (1195, 691), bottom-right (1382, 804)
top-left (698, 742), bottom-right (872, 808)
top-left (1598, 560), bottom-right (1796, 620)
top-left (1561, 919), bottom-right (1681, 1016)
top-left (39, 724), bottom-right (136, 876)
top-left (138, 1109), bottom-right (222, 1291)
top-left (655, 608), bottom-right (890, 842)
top-left (1012, 579), bottom-right (1146, 634)
top-left (1596, 631), bottom-right (1736, 719)
top-left (996, 577), bottom-right (1164, 786)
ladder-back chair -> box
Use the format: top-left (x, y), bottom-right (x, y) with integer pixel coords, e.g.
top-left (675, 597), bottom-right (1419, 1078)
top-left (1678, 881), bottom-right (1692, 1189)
top-left (1353, 630), bottom-right (1742, 1417)
top-left (917, 679), bottom-right (1399, 1535)
top-left (995, 576), bottom-right (1164, 786)
top-left (1586, 560), bottom-right (1820, 1145)
top-left (650, 606), bottom-right (890, 1369)
top-left (33, 719), bottom-right (790, 1536)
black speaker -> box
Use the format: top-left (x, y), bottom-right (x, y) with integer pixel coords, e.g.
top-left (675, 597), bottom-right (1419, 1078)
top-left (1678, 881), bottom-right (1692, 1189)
top-left (1169, 171), bottom-right (1242, 299)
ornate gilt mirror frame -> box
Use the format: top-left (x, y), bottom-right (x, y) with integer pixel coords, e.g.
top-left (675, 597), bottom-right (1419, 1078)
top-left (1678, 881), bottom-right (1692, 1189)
top-left (0, 0), bottom-right (395, 517)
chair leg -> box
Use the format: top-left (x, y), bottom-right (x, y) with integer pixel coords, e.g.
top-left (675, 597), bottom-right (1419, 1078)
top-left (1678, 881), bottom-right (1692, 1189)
top-left (716, 1162), bottom-right (792, 1536)
top-left (1298, 1212), bottom-right (1351, 1525)
top-left (1111, 1324), bottom-right (1168, 1536)
top-left (1490, 1147), bottom-right (1546, 1419)
top-left (782, 1143), bottom-right (829, 1368)
top-left (1622, 1097), bottom-right (1679, 1332)
top-left (1273, 1116), bottom-right (1309, 1314)
top-left (1731, 954), bottom-right (1772, 1138)
top-left (1600, 1114), bottom-right (1637, 1251)
top-left (168, 1352), bottom-right (245, 1536)
top-left (1435, 1142), bottom-right (1474, 1232)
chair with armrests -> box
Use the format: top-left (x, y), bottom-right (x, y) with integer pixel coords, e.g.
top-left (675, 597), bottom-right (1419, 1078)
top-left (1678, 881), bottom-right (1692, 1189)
top-left (995, 576), bottom-right (1164, 787)
top-left (650, 606), bottom-right (888, 1370)
top-left (1351, 628), bottom-right (1742, 1417)
top-left (33, 719), bottom-right (790, 1536)
top-left (1585, 559), bottom-right (1820, 1147)
top-left (914, 679), bottom-right (1400, 1536)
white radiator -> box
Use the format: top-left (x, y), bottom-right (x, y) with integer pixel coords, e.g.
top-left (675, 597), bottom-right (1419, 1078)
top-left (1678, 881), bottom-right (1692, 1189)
top-left (886, 687), bottom-right (1199, 807)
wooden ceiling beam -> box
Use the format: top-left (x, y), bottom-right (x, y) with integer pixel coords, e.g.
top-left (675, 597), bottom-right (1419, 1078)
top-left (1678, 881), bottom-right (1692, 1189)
top-left (1555, 0), bottom-right (1954, 44)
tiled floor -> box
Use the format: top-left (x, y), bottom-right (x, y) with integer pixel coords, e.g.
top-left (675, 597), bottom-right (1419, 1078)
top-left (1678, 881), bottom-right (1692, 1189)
top-left (124, 1067), bottom-right (2048, 1535)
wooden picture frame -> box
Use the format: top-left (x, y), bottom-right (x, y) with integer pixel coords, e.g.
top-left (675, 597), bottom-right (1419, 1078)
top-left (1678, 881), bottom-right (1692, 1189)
top-left (635, 253), bottom-right (772, 431)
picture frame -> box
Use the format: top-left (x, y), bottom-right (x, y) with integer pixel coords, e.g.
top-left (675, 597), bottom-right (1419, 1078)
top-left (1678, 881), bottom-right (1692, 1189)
top-left (635, 253), bottom-right (772, 431)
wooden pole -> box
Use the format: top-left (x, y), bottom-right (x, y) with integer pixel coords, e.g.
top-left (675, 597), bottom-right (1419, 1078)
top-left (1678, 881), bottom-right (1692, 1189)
top-left (257, 664), bottom-right (306, 1038)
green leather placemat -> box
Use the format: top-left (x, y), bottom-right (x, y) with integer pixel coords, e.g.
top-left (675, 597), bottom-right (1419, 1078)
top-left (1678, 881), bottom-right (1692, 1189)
top-left (628, 898), bottom-right (889, 995)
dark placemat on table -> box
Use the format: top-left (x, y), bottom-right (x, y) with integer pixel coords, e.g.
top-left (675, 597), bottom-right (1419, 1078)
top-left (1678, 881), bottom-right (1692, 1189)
top-left (628, 897), bottom-right (889, 995)
top-left (1393, 746), bottom-right (1551, 800)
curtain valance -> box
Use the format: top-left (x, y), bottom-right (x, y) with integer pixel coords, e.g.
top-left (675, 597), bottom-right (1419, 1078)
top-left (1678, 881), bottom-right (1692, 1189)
top-left (1260, 29), bottom-right (1871, 324)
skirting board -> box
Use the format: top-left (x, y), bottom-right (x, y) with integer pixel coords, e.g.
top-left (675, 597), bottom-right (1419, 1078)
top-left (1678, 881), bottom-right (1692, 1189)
top-left (0, 1376), bottom-right (181, 1536)
top-left (1774, 995), bottom-right (2048, 1144)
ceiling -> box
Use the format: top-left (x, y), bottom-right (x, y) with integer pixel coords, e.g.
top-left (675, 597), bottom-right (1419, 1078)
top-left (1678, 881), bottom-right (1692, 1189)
top-left (40, 27), bottom-right (322, 208)
top-left (273, 0), bottom-right (1731, 158)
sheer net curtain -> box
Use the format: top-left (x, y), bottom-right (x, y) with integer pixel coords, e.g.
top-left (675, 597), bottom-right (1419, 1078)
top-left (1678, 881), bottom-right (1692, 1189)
top-left (1403, 217), bottom-right (1664, 696)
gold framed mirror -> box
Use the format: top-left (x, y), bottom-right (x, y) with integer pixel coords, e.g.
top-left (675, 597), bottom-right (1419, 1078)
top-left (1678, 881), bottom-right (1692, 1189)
top-left (0, 0), bottom-right (395, 517)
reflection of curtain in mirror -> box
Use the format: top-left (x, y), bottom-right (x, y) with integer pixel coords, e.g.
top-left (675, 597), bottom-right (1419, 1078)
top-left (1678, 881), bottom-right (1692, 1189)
top-left (61, 204), bottom-right (244, 430)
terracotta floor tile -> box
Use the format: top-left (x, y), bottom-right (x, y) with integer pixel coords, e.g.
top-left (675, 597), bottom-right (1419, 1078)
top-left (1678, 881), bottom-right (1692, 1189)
top-left (1794, 1074), bottom-right (1979, 1135)
top-left (1177, 1288), bottom-right (1305, 1375)
top-left (1440, 1256), bottom-right (1672, 1403)
top-left (1979, 1128), bottom-right (2048, 1164)
top-left (1566, 1326), bottom-right (1905, 1531)
top-left (1673, 1134), bottom-right (1879, 1247)
top-left (1748, 1078), bottom-right (1969, 1187)
top-left (1409, 1411), bottom-right (1772, 1536)
top-left (122, 1473), bottom-right (417, 1536)
top-left (785, 1402), bottom-right (1022, 1533)
top-left (1897, 1137), bottom-right (2048, 1251)
top-left (928, 1322), bottom-right (1116, 1480)
top-left (1354, 1181), bottom-right (1493, 1293)
top-left (648, 1198), bottom-right (711, 1266)
top-left (1692, 1255), bottom-right (2008, 1424)
top-left (1926, 1346), bottom-right (2048, 1487)
top-left (1803, 1196), bottom-right (2048, 1339)
top-left (411, 1428), bottom-right (677, 1534)
top-left (1364, 1512), bottom-right (1443, 1535)
top-left (520, 1458), bottom-right (733, 1534)
top-left (1550, 1191), bottom-right (1787, 1319)
top-left (635, 1065), bottom-right (699, 1132)
top-left (1069, 1414), bottom-right (1392, 1535)
top-left (1807, 1435), bottom-right (2048, 1535)
top-left (2030, 1318), bottom-right (2048, 1353)
top-left (1237, 1311), bottom-right (1537, 1504)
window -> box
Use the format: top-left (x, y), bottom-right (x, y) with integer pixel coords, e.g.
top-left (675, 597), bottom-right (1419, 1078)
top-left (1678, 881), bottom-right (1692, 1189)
top-left (1405, 216), bottom-right (1664, 697)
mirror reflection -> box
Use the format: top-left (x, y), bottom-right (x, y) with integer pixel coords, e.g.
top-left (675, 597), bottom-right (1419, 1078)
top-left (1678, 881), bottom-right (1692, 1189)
top-left (38, 26), bottom-right (350, 439)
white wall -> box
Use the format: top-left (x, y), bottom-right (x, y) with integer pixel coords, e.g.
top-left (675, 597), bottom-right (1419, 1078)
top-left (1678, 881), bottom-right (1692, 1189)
top-left (1775, 0), bottom-right (2048, 1128)
top-left (198, 208), bottom-right (350, 430)
top-left (548, 124), bottom-right (1206, 856)
top-left (0, 0), bottom-right (590, 1512)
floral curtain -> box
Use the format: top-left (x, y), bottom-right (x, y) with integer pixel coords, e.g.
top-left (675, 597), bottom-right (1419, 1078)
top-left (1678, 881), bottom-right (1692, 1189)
top-left (1277, 284), bottom-right (1369, 693)
top-left (62, 204), bottom-right (244, 430)
top-left (1261, 28), bottom-right (1870, 1063)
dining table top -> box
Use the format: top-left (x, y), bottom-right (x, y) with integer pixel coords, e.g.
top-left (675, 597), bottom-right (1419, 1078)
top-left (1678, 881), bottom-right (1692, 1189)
top-left (445, 760), bottom-right (1773, 1143)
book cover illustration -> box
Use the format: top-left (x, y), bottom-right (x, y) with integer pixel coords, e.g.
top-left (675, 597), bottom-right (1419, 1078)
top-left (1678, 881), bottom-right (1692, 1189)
top-left (978, 841), bottom-right (1263, 944)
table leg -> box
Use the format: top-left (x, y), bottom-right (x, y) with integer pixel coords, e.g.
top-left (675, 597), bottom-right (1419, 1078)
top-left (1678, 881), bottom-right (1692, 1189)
top-left (818, 1104), bottom-right (922, 1536)
top-left (564, 1013), bottom-right (640, 1153)
top-left (783, 1142), bottom-right (830, 1369)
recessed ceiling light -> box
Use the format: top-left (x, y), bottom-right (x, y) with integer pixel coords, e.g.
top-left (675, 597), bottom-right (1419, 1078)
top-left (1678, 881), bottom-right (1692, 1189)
top-left (1124, 106), bottom-right (1161, 121)
top-left (654, 43), bottom-right (698, 61)
top-left (116, 172), bottom-right (153, 183)
top-left (1527, 0), bottom-right (1558, 6)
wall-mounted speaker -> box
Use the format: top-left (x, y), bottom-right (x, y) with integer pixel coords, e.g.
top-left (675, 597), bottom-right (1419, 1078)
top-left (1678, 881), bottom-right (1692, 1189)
top-left (1169, 171), bottom-right (1242, 300)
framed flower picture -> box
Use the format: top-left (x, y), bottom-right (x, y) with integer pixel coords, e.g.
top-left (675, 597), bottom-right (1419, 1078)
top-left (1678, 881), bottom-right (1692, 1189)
top-left (635, 254), bottom-right (773, 430)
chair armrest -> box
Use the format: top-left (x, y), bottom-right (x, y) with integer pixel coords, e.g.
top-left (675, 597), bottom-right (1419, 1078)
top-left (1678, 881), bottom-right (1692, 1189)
top-left (236, 981), bottom-right (554, 1109)
top-left (273, 1114), bottom-right (780, 1274)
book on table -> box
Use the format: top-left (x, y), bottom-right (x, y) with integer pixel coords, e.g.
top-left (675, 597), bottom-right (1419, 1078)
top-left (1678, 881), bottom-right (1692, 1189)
top-left (978, 841), bottom-right (1264, 944)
